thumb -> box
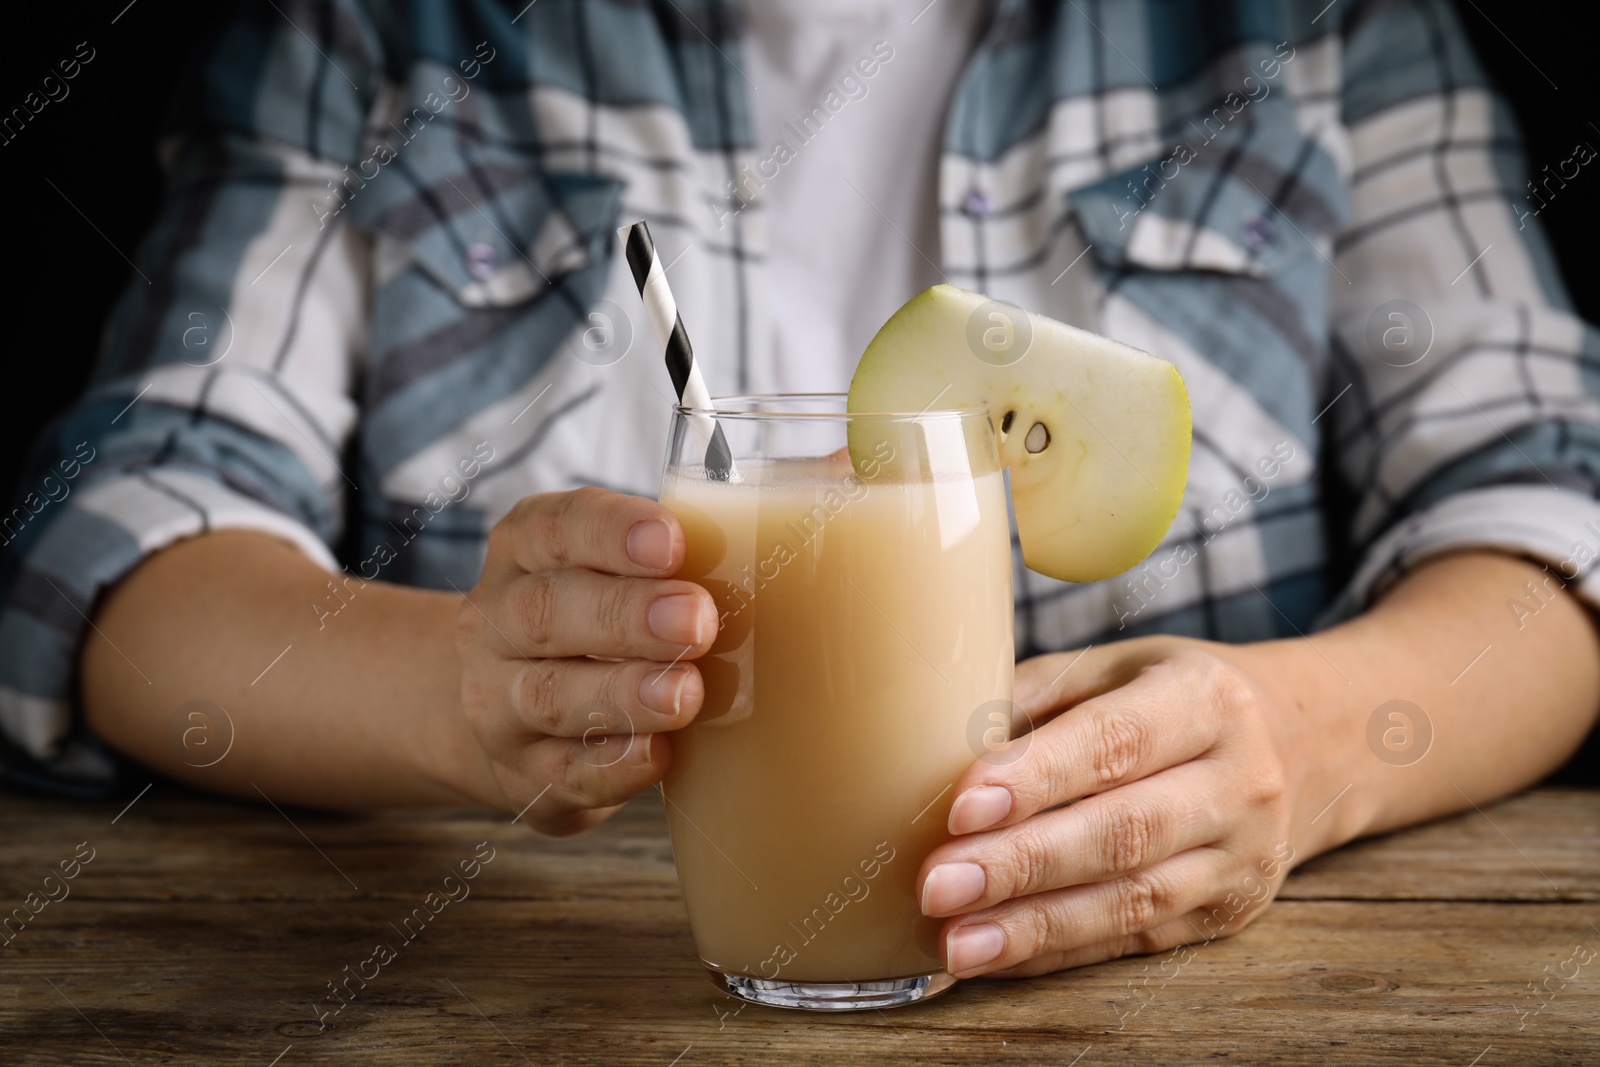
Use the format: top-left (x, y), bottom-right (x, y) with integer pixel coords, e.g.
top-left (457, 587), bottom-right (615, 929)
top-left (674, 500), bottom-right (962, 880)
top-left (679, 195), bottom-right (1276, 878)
top-left (1013, 644), bottom-right (1141, 726)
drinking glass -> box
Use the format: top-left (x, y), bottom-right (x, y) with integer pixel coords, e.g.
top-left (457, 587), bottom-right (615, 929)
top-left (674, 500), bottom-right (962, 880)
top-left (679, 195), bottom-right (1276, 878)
top-left (658, 393), bottom-right (1014, 1011)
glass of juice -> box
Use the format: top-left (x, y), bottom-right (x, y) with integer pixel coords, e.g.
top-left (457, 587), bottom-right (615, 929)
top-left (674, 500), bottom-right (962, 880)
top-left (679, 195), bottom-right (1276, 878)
top-left (657, 393), bottom-right (1014, 1011)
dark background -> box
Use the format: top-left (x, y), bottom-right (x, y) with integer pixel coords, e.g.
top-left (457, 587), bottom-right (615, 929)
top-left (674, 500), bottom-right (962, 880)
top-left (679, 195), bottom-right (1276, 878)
top-left (1, 2), bottom-right (1594, 492)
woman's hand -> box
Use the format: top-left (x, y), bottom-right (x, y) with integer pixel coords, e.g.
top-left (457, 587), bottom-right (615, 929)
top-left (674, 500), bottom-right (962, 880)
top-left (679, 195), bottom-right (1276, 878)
top-left (915, 553), bottom-right (1600, 982)
top-left (454, 488), bottom-right (718, 836)
top-left (916, 637), bottom-right (1309, 978)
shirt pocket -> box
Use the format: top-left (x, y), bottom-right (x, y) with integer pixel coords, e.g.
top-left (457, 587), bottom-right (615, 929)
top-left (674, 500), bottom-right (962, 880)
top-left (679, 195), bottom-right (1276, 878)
top-left (346, 143), bottom-right (626, 473)
top-left (1064, 117), bottom-right (1351, 436)
top-left (350, 143), bottom-right (626, 310)
top-left (1066, 119), bottom-right (1349, 281)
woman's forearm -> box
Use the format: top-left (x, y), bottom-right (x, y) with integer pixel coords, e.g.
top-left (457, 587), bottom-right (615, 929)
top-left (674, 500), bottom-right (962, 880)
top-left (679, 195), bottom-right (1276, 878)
top-left (83, 532), bottom-right (1599, 838)
top-left (81, 530), bottom-right (494, 809)
top-left (1228, 550), bottom-right (1600, 858)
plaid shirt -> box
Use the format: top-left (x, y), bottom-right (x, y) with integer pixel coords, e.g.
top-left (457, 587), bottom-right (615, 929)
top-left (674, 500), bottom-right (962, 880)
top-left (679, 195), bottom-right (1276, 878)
top-left (5, 0), bottom-right (1599, 794)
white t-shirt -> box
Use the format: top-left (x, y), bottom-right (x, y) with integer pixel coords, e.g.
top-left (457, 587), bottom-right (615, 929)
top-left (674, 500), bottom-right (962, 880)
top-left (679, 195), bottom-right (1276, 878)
top-left (742, 0), bottom-right (987, 393)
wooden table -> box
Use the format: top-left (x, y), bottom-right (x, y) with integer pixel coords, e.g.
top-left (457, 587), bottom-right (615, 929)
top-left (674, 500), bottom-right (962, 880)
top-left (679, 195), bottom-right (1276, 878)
top-left (1, 784), bottom-right (1596, 1065)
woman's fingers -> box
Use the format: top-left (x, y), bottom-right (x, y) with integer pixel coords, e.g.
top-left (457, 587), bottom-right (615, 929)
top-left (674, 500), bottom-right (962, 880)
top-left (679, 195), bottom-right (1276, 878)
top-left (979, 914), bottom-right (1207, 981)
top-left (492, 486), bottom-right (687, 579)
top-left (462, 655), bottom-right (702, 776)
top-left (1010, 637), bottom-right (1198, 725)
top-left (500, 656), bottom-right (704, 738)
top-left (939, 847), bottom-right (1231, 978)
top-left (1011, 644), bottom-right (1127, 721)
top-left (949, 649), bottom-right (1235, 835)
top-left (460, 487), bottom-right (716, 831)
top-left (475, 569), bottom-right (718, 661)
top-left (505, 731), bottom-right (674, 837)
top-left (920, 760), bottom-right (1228, 917)
top-left (466, 656), bottom-right (700, 834)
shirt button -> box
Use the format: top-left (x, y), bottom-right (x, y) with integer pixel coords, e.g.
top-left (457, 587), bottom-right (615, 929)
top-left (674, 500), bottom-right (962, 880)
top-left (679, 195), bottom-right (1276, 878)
top-left (962, 188), bottom-right (992, 217)
top-left (1243, 215), bottom-right (1277, 252)
top-left (465, 241), bottom-right (499, 280)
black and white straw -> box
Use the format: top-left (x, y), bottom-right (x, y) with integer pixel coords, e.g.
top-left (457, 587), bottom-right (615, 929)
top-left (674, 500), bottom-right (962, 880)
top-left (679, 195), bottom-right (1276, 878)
top-left (617, 221), bottom-right (734, 479)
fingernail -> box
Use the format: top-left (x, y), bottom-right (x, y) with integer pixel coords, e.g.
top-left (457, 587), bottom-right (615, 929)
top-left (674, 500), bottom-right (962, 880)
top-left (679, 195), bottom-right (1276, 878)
top-left (922, 862), bottom-right (986, 915)
top-left (626, 519), bottom-right (675, 571)
top-left (639, 667), bottom-right (691, 718)
top-left (949, 786), bottom-right (1012, 834)
top-left (626, 732), bottom-right (654, 766)
top-left (947, 923), bottom-right (1005, 975)
top-left (648, 593), bottom-right (710, 645)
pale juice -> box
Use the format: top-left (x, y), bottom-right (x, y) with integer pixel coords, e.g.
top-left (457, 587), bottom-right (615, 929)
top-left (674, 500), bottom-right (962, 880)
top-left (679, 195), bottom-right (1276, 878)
top-left (659, 452), bottom-right (1013, 982)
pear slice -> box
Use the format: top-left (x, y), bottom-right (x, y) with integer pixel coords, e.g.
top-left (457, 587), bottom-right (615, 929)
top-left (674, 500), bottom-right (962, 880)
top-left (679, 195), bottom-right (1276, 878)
top-left (846, 284), bottom-right (1191, 583)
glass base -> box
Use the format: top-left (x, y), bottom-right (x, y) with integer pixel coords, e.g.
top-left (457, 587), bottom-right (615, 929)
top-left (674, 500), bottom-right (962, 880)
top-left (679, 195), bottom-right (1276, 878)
top-left (708, 969), bottom-right (957, 1011)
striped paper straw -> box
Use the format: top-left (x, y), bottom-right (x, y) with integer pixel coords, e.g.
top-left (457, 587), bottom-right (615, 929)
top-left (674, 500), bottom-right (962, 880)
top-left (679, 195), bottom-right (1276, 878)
top-left (617, 221), bottom-right (735, 480)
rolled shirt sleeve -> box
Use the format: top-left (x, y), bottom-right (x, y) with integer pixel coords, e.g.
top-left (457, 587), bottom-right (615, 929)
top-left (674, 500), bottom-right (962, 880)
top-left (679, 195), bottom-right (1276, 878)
top-left (1319, 0), bottom-right (1600, 624)
top-left (0, 0), bottom-right (380, 793)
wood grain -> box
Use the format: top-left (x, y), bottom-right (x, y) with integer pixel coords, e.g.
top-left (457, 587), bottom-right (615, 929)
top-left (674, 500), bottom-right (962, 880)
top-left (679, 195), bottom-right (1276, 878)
top-left (1282, 790), bottom-right (1600, 903)
top-left (1, 785), bottom-right (1596, 1066)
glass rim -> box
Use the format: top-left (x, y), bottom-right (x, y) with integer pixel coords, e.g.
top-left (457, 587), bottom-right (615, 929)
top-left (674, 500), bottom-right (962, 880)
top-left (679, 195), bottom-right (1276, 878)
top-left (671, 391), bottom-right (990, 422)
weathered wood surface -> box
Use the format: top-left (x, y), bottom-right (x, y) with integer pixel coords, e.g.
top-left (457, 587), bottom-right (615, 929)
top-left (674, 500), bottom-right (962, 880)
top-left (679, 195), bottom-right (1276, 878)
top-left (1282, 789), bottom-right (1600, 903)
top-left (1, 786), bottom-right (1597, 1066)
